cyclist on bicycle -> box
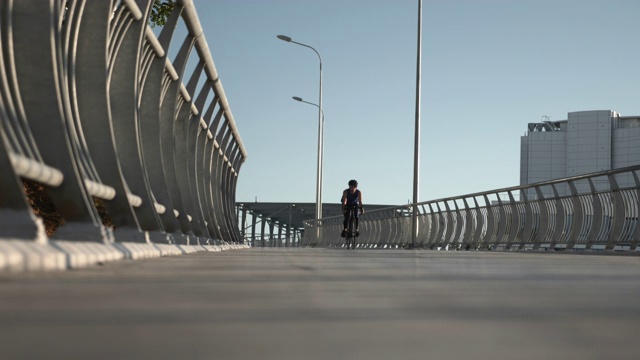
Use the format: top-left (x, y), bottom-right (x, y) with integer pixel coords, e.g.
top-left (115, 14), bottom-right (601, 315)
top-left (341, 179), bottom-right (364, 237)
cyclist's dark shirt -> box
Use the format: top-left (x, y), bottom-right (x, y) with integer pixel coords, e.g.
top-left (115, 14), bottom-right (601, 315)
top-left (343, 189), bottom-right (360, 206)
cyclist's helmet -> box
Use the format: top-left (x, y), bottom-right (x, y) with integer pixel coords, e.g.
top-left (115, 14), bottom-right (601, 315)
top-left (348, 179), bottom-right (358, 187)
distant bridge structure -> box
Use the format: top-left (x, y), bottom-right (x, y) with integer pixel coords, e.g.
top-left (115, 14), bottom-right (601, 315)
top-left (236, 202), bottom-right (393, 247)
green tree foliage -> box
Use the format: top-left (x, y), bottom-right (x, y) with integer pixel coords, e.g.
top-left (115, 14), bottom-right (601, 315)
top-left (149, 0), bottom-right (175, 28)
top-left (64, 1), bottom-right (175, 28)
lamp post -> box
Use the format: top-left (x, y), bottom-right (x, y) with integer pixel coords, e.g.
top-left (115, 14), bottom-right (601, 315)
top-left (411, 0), bottom-right (423, 248)
top-left (292, 97), bottom-right (324, 221)
top-left (277, 35), bottom-right (324, 222)
top-left (292, 96), bottom-right (324, 123)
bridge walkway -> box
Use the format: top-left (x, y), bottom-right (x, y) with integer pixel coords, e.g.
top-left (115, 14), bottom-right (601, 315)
top-left (1, 248), bottom-right (639, 359)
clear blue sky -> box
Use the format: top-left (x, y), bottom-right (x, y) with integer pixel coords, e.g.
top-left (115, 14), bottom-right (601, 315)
top-left (190, 0), bottom-right (640, 206)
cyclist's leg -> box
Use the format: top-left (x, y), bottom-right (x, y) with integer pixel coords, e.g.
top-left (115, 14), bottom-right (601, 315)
top-left (348, 212), bottom-right (355, 241)
top-left (349, 213), bottom-right (357, 249)
top-left (354, 210), bottom-right (359, 237)
top-left (348, 211), bottom-right (355, 234)
top-left (341, 210), bottom-right (348, 237)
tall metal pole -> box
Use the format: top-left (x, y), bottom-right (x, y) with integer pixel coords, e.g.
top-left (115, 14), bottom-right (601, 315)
top-left (317, 59), bottom-right (323, 222)
top-left (411, 0), bottom-right (423, 248)
top-left (277, 35), bottom-right (323, 223)
top-left (292, 97), bottom-right (325, 135)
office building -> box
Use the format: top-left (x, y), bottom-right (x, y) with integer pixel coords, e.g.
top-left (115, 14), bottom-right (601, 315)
top-left (520, 110), bottom-right (640, 198)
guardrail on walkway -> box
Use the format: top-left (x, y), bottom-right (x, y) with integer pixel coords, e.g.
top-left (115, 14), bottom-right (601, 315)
top-left (0, 0), bottom-right (248, 271)
top-left (303, 165), bottom-right (640, 251)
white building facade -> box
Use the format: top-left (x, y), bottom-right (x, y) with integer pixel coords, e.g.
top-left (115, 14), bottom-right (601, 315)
top-left (520, 110), bottom-right (640, 198)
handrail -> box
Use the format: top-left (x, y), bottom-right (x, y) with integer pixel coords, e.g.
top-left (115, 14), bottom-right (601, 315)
top-left (308, 164), bottom-right (640, 224)
top-left (304, 165), bottom-right (640, 251)
top-left (178, 0), bottom-right (248, 160)
top-left (8, 153), bottom-right (64, 187)
top-left (0, 0), bottom-right (247, 247)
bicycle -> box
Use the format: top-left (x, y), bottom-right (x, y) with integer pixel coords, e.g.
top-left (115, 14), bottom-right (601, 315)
top-left (344, 205), bottom-right (361, 250)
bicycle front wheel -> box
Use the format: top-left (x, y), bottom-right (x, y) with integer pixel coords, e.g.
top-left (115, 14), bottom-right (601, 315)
top-left (348, 215), bottom-right (356, 249)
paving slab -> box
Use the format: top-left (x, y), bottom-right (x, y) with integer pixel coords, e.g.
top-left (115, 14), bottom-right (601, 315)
top-left (0, 248), bottom-right (639, 360)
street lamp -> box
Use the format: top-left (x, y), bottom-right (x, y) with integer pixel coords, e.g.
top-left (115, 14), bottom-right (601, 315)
top-left (277, 34), bottom-right (324, 222)
top-left (292, 96), bottom-right (325, 122)
top-left (292, 97), bottom-right (324, 218)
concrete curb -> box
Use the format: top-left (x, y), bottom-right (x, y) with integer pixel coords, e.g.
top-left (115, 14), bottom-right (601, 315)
top-left (154, 243), bottom-right (186, 256)
top-left (202, 245), bottom-right (222, 252)
top-left (177, 244), bottom-right (203, 254)
top-left (52, 241), bottom-right (125, 269)
top-left (0, 239), bottom-right (249, 272)
top-left (0, 239), bottom-right (66, 272)
top-left (111, 242), bottom-right (162, 260)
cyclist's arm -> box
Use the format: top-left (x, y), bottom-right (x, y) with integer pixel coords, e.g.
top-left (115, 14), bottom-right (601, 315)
top-left (341, 190), bottom-right (347, 211)
top-left (358, 191), bottom-right (364, 213)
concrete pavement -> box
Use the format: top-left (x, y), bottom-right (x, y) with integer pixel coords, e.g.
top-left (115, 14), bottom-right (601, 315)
top-left (1, 248), bottom-right (639, 359)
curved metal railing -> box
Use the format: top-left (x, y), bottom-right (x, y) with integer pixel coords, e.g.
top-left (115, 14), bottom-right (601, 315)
top-left (0, 0), bottom-right (246, 245)
top-left (303, 165), bottom-right (640, 251)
